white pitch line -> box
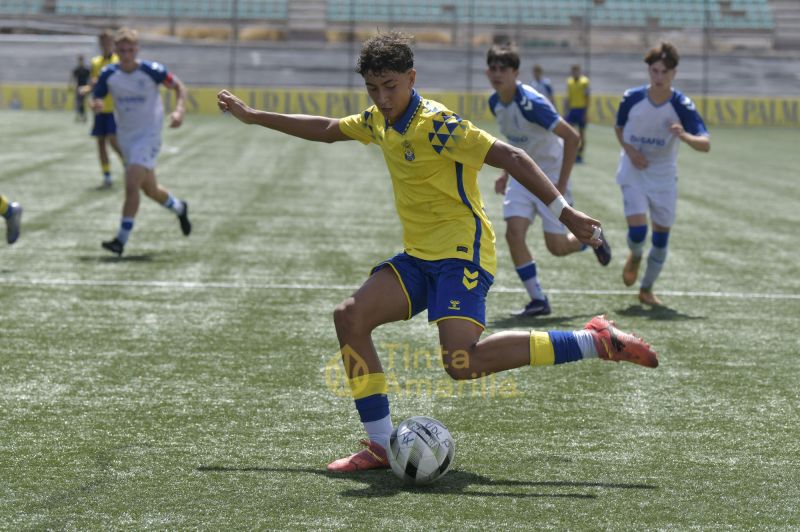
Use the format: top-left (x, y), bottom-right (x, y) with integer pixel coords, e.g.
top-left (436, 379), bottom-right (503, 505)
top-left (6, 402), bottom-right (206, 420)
top-left (0, 277), bottom-right (799, 301)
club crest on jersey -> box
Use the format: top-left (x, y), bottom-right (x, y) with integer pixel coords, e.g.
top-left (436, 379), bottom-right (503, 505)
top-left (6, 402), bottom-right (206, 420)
top-left (402, 140), bottom-right (415, 161)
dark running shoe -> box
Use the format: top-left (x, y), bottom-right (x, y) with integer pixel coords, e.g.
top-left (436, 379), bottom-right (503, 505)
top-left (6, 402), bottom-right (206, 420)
top-left (593, 229), bottom-right (612, 266)
top-left (101, 238), bottom-right (124, 256)
top-left (177, 200), bottom-right (191, 236)
top-left (513, 297), bottom-right (551, 317)
top-left (5, 202), bottom-right (22, 244)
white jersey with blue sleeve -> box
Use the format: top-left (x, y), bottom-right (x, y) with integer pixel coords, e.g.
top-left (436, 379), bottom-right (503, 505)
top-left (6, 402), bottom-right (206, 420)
top-left (93, 60), bottom-right (173, 142)
top-left (616, 86), bottom-right (708, 190)
top-left (489, 82), bottom-right (564, 181)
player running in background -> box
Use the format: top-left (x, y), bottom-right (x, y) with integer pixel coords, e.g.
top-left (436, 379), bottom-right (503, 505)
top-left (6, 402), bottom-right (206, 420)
top-left (92, 28), bottom-right (191, 256)
top-left (0, 195), bottom-right (22, 244)
top-left (565, 64), bottom-right (590, 163)
top-left (217, 31), bottom-right (658, 474)
top-left (486, 43), bottom-right (611, 317)
top-left (614, 42), bottom-right (710, 306)
top-left (82, 30), bottom-right (124, 188)
top-left (70, 55), bottom-right (90, 122)
top-left (530, 64), bottom-right (555, 105)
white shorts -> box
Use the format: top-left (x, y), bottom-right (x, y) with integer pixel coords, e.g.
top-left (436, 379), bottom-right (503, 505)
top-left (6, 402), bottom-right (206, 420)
top-left (120, 134), bottom-right (161, 170)
top-left (620, 183), bottom-right (677, 227)
top-left (503, 177), bottom-right (572, 234)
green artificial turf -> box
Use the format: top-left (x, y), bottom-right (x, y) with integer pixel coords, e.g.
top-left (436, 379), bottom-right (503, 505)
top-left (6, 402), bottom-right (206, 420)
top-left (1, 111), bottom-right (798, 529)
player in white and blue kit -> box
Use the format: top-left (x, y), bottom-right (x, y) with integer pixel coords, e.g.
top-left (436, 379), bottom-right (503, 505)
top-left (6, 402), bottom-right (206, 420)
top-left (530, 64), bottom-right (554, 105)
top-left (615, 42), bottom-right (710, 306)
top-left (91, 27), bottom-right (191, 256)
top-left (487, 44), bottom-right (611, 316)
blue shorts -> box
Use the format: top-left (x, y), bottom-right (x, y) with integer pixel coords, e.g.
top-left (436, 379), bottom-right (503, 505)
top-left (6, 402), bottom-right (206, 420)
top-left (91, 112), bottom-right (117, 137)
top-left (372, 252), bottom-right (494, 328)
top-left (566, 107), bottom-right (587, 128)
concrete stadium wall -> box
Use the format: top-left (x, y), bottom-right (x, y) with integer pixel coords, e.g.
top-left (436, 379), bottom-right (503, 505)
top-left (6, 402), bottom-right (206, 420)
top-left (2, 83), bottom-right (799, 128)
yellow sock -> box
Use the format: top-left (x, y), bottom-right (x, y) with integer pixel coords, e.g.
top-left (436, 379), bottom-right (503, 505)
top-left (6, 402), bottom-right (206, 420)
top-left (529, 331), bottom-right (555, 366)
top-left (0, 195), bottom-right (8, 217)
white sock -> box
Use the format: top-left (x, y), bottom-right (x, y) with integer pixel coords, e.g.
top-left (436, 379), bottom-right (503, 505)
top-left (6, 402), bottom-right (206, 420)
top-left (363, 414), bottom-right (393, 451)
top-left (516, 261), bottom-right (545, 300)
top-left (574, 330), bottom-right (598, 358)
top-left (116, 217), bottom-right (135, 244)
top-left (162, 193), bottom-right (184, 215)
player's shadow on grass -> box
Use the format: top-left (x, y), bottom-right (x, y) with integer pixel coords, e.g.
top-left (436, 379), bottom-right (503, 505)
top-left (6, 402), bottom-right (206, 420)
top-left (78, 253), bottom-right (157, 263)
top-left (616, 304), bottom-right (705, 321)
top-left (197, 466), bottom-right (657, 499)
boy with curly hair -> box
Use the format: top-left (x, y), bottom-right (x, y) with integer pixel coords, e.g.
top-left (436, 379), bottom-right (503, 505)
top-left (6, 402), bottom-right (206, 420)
top-left (218, 32), bottom-right (658, 473)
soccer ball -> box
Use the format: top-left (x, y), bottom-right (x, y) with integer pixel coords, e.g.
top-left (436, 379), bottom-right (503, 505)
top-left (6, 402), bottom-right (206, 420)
top-left (388, 416), bottom-right (455, 485)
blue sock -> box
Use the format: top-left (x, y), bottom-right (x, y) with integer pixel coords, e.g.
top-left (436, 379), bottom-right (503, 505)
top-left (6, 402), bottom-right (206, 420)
top-left (354, 394), bottom-right (392, 450)
top-left (530, 330), bottom-right (598, 365)
top-left (628, 225), bottom-right (647, 258)
top-left (548, 331), bottom-right (584, 364)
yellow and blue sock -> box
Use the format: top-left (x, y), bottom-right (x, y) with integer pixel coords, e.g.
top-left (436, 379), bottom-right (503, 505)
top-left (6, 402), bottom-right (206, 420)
top-left (102, 163), bottom-right (111, 183)
top-left (530, 330), bottom-right (598, 366)
top-left (350, 372), bottom-right (392, 451)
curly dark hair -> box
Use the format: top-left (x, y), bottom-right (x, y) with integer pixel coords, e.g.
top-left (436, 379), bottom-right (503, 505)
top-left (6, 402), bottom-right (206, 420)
top-left (356, 31), bottom-right (414, 76)
top-left (644, 42), bottom-right (679, 69)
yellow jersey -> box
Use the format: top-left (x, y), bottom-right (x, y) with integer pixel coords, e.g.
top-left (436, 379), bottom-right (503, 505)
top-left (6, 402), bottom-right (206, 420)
top-left (566, 75), bottom-right (590, 109)
top-left (90, 53), bottom-right (119, 113)
top-left (339, 90), bottom-right (498, 276)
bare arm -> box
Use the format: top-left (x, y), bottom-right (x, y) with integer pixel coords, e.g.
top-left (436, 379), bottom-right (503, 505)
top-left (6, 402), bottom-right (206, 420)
top-left (217, 90), bottom-right (350, 143)
top-left (484, 140), bottom-right (602, 245)
top-left (670, 123), bottom-right (711, 152)
top-left (552, 119), bottom-right (580, 194)
top-left (168, 74), bottom-right (188, 128)
top-left (615, 125), bottom-right (649, 170)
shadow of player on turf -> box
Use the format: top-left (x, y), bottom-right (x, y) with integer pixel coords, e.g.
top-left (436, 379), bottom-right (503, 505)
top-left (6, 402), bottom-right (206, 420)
top-left (197, 466), bottom-right (657, 499)
top-left (616, 303), bottom-right (705, 321)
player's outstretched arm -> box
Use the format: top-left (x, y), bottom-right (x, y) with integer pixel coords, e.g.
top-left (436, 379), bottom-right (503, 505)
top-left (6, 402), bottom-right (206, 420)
top-left (217, 90), bottom-right (350, 143)
top-left (168, 74), bottom-right (187, 128)
top-left (484, 140), bottom-right (602, 246)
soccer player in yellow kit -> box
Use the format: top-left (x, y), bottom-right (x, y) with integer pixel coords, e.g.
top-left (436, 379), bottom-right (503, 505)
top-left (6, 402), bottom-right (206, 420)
top-left (217, 32), bottom-right (658, 473)
top-left (83, 30), bottom-right (124, 187)
top-left (565, 64), bottom-right (591, 163)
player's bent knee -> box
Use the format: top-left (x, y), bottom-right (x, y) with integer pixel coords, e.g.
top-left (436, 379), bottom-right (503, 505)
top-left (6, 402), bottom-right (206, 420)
top-left (441, 345), bottom-right (478, 381)
top-left (442, 365), bottom-right (473, 381)
top-left (333, 298), bottom-right (371, 337)
top-left (545, 240), bottom-right (569, 256)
